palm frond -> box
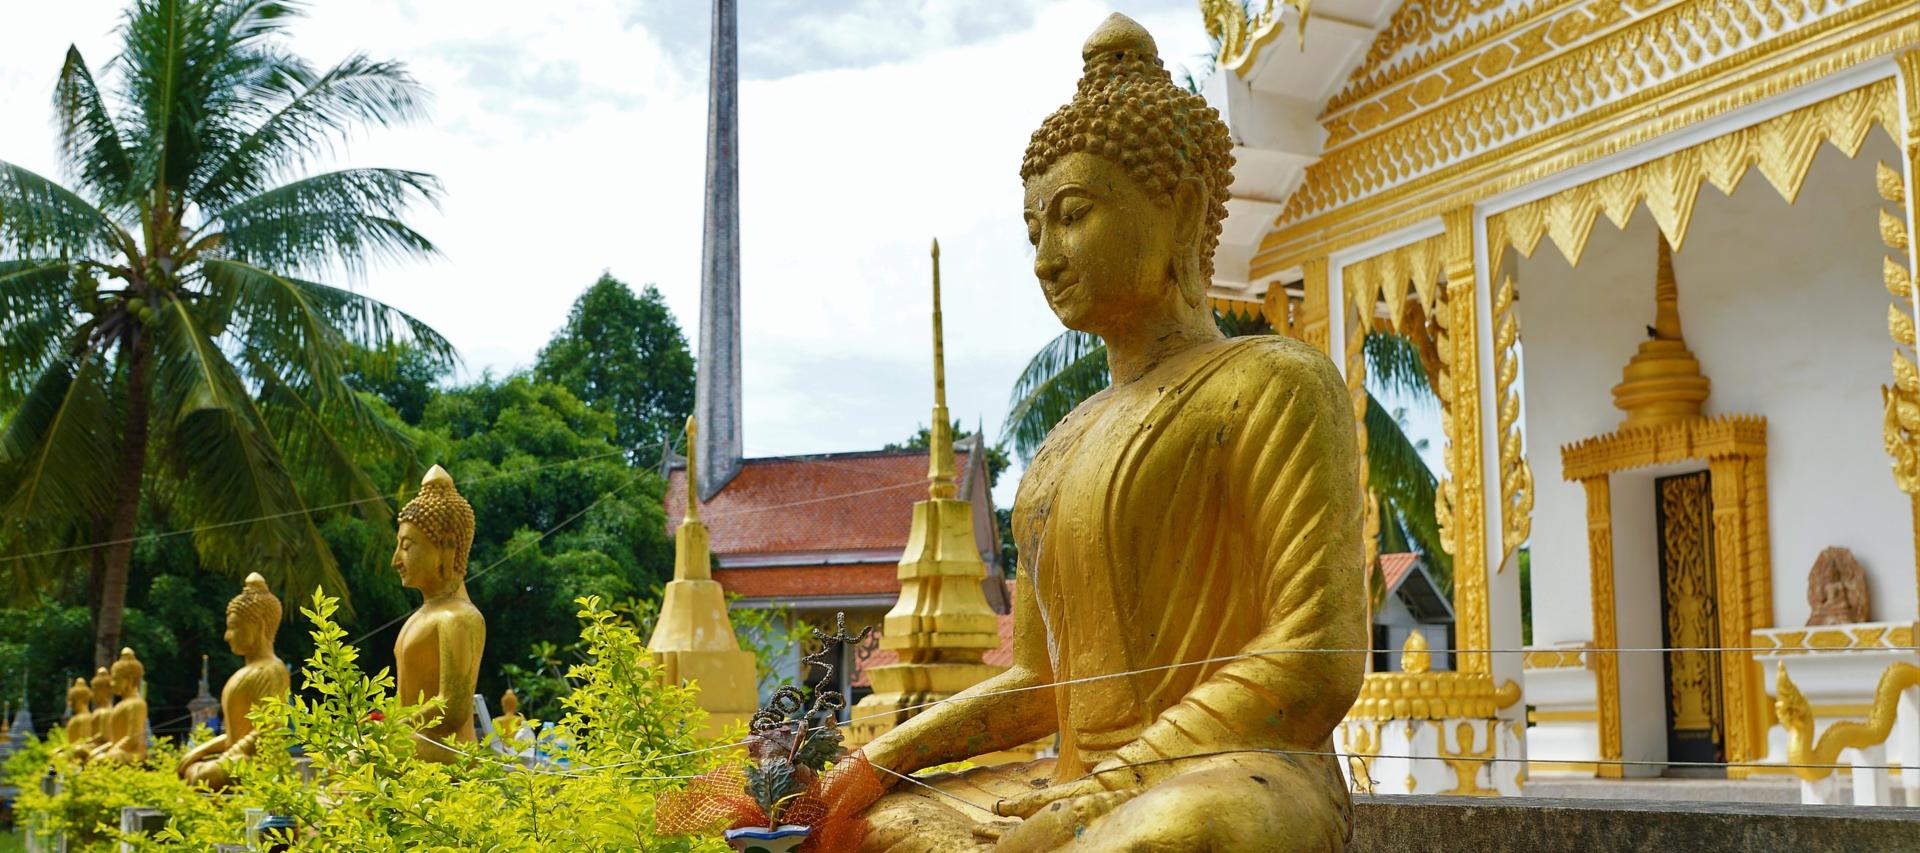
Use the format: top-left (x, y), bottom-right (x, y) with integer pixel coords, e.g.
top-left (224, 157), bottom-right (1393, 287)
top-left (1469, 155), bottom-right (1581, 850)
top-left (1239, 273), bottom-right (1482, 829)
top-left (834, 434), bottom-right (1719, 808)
top-left (201, 260), bottom-right (456, 382)
top-left (1365, 391), bottom-right (1450, 592)
top-left (249, 353), bottom-right (409, 519)
top-left (54, 48), bottom-right (134, 208)
top-left (1002, 329), bottom-right (1108, 462)
top-left (1365, 330), bottom-right (1433, 404)
top-left (195, 52), bottom-right (429, 207)
top-left (0, 161), bottom-right (129, 257)
top-left (0, 260), bottom-right (85, 407)
top-left (210, 168), bottom-right (441, 277)
top-left (147, 292), bottom-right (351, 609)
top-left (0, 344), bottom-right (120, 535)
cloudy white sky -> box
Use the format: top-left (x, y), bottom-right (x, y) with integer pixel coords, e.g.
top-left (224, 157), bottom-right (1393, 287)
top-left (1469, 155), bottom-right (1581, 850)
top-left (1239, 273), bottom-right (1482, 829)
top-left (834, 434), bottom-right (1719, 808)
top-left (0, 0), bottom-right (1220, 506)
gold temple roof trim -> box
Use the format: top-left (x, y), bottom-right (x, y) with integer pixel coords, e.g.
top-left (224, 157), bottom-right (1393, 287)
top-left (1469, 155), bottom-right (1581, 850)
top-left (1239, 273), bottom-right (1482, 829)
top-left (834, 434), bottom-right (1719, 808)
top-left (1560, 414), bottom-right (1766, 481)
top-left (1325, 0), bottom-right (1565, 122)
top-left (1248, 0), bottom-right (1917, 277)
top-left (1486, 79), bottom-right (1897, 265)
top-left (1340, 232), bottom-right (1447, 332)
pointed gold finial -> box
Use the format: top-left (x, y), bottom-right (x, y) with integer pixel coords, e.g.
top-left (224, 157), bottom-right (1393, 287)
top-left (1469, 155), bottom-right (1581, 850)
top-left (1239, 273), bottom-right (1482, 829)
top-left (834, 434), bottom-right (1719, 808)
top-left (1612, 231), bottom-right (1710, 429)
top-left (683, 416), bottom-right (701, 523)
top-left (928, 238), bottom-right (957, 500)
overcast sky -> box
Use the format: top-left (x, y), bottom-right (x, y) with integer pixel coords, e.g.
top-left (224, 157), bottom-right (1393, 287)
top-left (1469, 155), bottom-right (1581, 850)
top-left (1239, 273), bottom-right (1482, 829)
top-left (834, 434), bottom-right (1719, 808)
top-left (0, 0), bottom-right (1221, 507)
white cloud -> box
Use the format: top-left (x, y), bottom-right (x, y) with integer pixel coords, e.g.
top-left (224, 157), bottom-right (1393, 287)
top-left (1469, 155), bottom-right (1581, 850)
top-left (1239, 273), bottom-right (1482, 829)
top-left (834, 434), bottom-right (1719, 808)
top-left (0, 0), bottom-right (1210, 508)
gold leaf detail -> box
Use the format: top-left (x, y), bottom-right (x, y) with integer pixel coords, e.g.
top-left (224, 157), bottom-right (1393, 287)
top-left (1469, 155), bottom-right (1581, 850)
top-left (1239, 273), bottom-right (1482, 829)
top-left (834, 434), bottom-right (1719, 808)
top-left (1877, 161), bottom-right (1906, 203)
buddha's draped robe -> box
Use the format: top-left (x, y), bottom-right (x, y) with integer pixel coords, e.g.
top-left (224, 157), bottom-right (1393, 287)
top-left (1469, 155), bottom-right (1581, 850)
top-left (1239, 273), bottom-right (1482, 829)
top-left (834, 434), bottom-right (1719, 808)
top-left (1019, 336), bottom-right (1366, 779)
top-left (863, 337), bottom-right (1366, 852)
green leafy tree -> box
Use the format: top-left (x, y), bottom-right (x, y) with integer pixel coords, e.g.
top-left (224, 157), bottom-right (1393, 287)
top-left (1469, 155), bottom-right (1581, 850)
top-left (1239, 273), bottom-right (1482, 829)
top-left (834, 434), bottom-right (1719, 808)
top-left (535, 274), bottom-right (696, 461)
top-left (0, 0), bottom-right (451, 665)
top-left (1003, 314), bottom-right (1450, 587)
top-left (416, 376), bottom-right (676, 702)
top-left (883, 420), bottom-right (1011, 489)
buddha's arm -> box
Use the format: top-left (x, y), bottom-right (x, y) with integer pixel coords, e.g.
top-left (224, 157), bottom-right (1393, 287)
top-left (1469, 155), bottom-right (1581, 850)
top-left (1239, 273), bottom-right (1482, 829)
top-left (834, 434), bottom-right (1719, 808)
top-left (429, 612), bottom-right (480, 739)
top-left (108, 701), bottom-right (149, 756)
top-left (1107, 347), bottom-right (1366, 778)
top-left (862, 572), bottom-right (1056, 776)
top-left (178, 734), bottom-right (229, 770)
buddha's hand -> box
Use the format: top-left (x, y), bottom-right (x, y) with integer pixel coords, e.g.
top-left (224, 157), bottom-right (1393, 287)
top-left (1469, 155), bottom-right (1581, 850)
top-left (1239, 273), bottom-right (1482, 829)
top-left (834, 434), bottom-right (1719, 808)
top-left (993, 757), bottom-right (1152, 818)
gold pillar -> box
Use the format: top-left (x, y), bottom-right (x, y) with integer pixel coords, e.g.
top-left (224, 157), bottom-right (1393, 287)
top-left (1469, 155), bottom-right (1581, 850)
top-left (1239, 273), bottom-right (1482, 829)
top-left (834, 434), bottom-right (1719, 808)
top-left (1893, 50), bottom-right (1920, 610)
top-left (845, 241), bottom-right (1009, 756)
top-left (1708, 456), bottom-right (1762, 767)
top-left (647, 418), bottom-right (760, 737)
top-left (1300, 257), bottom-right (1331, 355)
top-left (1442, 206), bottom-right (1492, 673)
top-left (1581, 475), bottom-right (1624, 779)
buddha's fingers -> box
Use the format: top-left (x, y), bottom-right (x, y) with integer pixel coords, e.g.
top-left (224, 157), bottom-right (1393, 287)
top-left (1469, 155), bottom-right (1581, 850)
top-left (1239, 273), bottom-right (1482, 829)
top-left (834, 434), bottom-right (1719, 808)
top-left (991, 789), bottom-right (1140, 853)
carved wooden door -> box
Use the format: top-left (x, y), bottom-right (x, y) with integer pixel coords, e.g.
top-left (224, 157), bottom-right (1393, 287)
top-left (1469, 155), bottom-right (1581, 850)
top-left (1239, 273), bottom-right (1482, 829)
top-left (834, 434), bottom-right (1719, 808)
top-left (1656, 471), bottom-right (1724, 767)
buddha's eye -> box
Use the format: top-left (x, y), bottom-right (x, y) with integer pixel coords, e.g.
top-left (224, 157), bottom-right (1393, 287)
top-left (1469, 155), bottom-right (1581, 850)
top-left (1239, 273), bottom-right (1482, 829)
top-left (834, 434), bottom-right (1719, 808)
top-left (1024, 214), bottom-right (1040, 246)
top-left (1059, 197), bottom-right (1092, 225)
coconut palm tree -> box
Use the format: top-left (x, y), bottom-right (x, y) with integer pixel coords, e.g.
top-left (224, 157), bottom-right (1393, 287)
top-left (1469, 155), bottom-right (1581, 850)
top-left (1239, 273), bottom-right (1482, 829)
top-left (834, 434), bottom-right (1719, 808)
top-left (0, 0), bottom-right (452, 665)
top-left (1004, 317), bottom-right (1451, 591)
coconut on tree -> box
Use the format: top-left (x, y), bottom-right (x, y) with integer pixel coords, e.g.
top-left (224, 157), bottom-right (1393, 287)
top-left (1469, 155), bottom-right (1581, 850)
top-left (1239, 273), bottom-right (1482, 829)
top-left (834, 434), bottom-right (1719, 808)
top-left (0, 0), bottom-right (451, 665)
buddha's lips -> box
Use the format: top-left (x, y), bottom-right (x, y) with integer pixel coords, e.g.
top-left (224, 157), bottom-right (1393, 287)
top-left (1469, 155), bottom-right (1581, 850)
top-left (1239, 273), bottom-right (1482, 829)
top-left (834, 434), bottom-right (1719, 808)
top-left (1044, 273), bottom-right (1081, 302)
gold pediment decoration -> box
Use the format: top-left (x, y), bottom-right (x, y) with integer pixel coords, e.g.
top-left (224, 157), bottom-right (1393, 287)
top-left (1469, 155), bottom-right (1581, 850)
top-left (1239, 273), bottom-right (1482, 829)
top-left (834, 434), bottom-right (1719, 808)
top-left (1205, 0), bottom-right (1312, 75)
top-left (1561, 415), bottom-right (1766, 481)
top-left (1341, 232), bottom-right (1446, 332)
top-left (1488, 80), bottom-right (1896, 267)
top-left (1327, 0), bottom-right (1545, 118)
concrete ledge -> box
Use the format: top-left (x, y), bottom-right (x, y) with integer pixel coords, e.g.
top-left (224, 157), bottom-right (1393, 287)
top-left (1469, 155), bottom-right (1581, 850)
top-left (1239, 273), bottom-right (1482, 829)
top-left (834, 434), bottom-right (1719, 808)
top-left (1353, 794), bottom-right (1920, 852)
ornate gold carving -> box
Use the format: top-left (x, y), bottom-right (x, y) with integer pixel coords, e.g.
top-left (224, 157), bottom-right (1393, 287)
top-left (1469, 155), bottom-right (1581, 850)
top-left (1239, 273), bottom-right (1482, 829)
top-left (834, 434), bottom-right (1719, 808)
top-left (1561, 415), bottom-right (1768, 481)
top-left (1522, 647), bottom-right (1588, 670)
top-left (1205, 0), bottom-right (1310, 75)
top-left (1327, 0), bottom-right (1551, 117)
top-left (1659, 472), bottom-right (1723, 742)
top-left (1746, 455), bottom-right (1773, 629)
top-left (1709, 456), bottom-right (1764, 766)
top-left (1776, 661), bottom-right (1920, 781)
top-left (1488, 82), bottom-right (1897, 265)
top-left (1350, 671), bottom-right (1503, 721)
top-left (1582, 476), bottom-right (1625, 779)
top-left (1288, 1), bottom-right (1907, 226)
top-left (1437, 209), bottom-right (1492, 674)
top-left (1297, 258), bottom-right (1332, 354)
top-left (1250, 2), bottom-right (1919, 278)
top-left (1492, 271), bottom-right (1532, 567)
top-left (1753, 620), bottom-right (1917, 653)
top-left (1440, 720), bottom-right (1500, 796)
top-left (1343, 234), bottom-right (1447, 331)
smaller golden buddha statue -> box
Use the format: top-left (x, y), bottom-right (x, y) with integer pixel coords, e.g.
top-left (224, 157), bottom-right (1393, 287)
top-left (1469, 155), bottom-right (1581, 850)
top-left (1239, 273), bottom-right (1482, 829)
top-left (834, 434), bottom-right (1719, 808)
top-left (494, 688), bottom-right (525, 742)
top-left (178, 573), bottom-right (292, 789)
top-left (63, 678), bottom-right (92, 742)
top-left (89, 648), bottom-right (149, 765)
top-left (392, 465), bottom-right (486, 762)
top-left (67, 666), bottom-right (115, 761)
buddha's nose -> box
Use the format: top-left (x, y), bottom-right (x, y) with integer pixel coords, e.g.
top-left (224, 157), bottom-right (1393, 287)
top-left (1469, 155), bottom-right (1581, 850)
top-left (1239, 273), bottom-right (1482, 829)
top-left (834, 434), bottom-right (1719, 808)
top-left (1035, 257), bottom-right (1067, 282)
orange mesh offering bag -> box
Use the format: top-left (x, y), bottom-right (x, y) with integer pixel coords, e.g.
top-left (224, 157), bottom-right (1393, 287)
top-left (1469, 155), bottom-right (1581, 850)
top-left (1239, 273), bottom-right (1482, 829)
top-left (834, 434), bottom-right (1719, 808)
top-left (654, 764), bottom-right (767, 835)
top-left (798, 752), bottom-right (886, 853)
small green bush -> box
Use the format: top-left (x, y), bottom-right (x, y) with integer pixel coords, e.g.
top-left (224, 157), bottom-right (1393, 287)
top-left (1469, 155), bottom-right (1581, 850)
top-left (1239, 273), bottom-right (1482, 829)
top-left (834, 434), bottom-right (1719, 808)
top-left (12, 591), bottom-right (733, 852)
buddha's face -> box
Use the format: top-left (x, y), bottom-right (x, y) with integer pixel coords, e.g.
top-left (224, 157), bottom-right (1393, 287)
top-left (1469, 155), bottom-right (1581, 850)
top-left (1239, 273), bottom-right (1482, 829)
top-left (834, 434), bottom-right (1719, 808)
top-left (225, 610), bottom-right (260, 656)
top-left (112, 670), bottom-right (136, 698)
top-left (1024, 152), bottom-right (1199, 336)
top-left (393, 521), bottom-right (450, 591)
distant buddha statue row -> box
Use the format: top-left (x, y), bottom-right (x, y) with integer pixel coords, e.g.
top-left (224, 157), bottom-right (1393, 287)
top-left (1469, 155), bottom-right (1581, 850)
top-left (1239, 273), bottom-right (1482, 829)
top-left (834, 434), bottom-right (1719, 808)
top-left (178, 573), bottom-right (291, 789)
top-left (67, 649), bottom-right (149, 766)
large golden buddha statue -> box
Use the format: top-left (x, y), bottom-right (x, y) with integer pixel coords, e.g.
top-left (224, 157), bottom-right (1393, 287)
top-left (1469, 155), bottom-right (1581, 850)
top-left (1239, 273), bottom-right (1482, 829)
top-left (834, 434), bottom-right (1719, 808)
top-left (178, 573), bottom-right (291, 789)
top-left (855, 14), bottom-right (1365, 851)
top-left (392, 464), bottom-right (485, 762)
top-left (89, 648), bottom-right (149, 765)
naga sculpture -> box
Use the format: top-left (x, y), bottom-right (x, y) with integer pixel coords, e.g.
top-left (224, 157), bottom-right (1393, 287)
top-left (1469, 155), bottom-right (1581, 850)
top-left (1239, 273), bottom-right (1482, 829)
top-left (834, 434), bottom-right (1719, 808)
top-left (178, 573), bottom-right (292, 789)
top-left (392, 464), bottom-right (486, 762)
top-left (1776, 662), bottom-right (1920, 782)
top-left (854, 14), bottom-right (1366, 851)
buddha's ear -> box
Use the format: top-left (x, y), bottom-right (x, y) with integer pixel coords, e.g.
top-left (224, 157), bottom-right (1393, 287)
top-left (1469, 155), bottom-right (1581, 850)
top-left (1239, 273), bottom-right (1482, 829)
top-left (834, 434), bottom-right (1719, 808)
top-left (1171, 177), bottom-right (1207, 307)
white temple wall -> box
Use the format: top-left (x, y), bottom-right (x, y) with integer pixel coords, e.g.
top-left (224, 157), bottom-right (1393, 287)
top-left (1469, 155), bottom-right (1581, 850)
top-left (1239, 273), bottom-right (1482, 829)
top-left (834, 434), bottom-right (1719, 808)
top-left (1517, 133), bottom-right (1912, 653)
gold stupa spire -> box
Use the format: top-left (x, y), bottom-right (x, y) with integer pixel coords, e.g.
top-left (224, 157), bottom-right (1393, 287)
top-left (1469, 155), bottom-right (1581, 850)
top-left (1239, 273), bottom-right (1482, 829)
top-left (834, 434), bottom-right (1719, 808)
top-left (644, 415), bottom-right (757, 736)
top-left (928, 239), bottom-right (957, 500)
top-left (1612, 232), bottom-right (1711, 429)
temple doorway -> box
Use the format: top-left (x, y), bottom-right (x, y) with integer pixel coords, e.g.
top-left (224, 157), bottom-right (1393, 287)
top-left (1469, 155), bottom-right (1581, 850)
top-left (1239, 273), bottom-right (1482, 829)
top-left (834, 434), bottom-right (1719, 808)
top-left (1655, 471), bottom-right (1725, 769)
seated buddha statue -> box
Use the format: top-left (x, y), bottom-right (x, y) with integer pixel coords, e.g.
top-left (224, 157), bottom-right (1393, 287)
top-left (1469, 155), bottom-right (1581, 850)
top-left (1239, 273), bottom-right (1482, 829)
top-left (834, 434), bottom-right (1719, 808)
top-left (855, 15), bottom-right (1365, 852)
top-left (90, 648), bottom-right (149, 765)
top-left (178, 573), bottom-right (292, 789)
top-left (68, 667), bottom-right (114, 761)
top-left (63, 677), bottom-right (93, 743)
top-left (494, 688), bottom-right (526, 742)
top-left (392, 465), bottom-right (486, 762)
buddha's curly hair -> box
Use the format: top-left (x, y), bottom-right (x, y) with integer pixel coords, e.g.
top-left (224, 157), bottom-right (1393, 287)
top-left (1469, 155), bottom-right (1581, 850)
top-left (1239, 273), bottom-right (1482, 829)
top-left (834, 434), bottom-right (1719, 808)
top-left (228, 572), bottom-right (283, 640)
top-left (398, 465), bottom-right (475, 574)
top-left (1020, 15), bottom-right (1235, 279)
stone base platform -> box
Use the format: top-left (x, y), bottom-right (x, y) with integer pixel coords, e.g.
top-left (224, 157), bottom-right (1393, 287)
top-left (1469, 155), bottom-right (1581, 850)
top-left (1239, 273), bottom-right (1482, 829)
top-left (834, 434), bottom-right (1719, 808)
top-left (1353, 794), bottom-right (1920, 851)
top-left (1527, 776), bottom-right (1802, 804)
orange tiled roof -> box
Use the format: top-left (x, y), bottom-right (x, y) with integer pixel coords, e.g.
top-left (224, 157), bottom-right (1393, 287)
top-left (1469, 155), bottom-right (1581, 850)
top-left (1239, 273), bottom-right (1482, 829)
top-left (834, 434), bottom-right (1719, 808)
top-left (1379, 552), bottom-right (1418, 593)
top-left (665, 451), bottom-right (963, 557)
top-left (713, 564), bottom-right (899, 598)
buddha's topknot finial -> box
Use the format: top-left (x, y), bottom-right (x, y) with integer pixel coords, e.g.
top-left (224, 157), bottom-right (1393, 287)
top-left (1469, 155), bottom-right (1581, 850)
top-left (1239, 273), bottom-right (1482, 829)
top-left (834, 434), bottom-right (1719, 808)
top-left (1022, 13), bottom-right (1235, 279)
top-left (398, 464), bottom-right (476, 574)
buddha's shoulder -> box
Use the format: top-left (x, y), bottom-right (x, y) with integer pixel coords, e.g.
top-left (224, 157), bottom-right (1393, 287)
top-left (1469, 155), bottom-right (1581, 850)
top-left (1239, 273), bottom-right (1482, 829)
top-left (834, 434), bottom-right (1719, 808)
top-left (1189, 336), bottom-right (1344, 400)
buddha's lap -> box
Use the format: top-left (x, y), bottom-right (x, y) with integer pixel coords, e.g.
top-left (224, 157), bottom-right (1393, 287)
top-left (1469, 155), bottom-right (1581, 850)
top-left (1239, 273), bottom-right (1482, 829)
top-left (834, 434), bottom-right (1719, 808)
top-left (861, 752), bottom-right (1349, 852)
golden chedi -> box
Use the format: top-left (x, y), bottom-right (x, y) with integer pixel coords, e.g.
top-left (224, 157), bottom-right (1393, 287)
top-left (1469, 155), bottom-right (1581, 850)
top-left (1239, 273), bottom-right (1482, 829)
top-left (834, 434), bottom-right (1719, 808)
top-left (90, 648), bottom-right (149, 765)
top-left (1612, 233), bottom-right (1710, 430)
top-left (855, 14), bottom-right (1365, 852)
top-left (63, 677), bottom-right (93, 743)
top-left (393, 464), bottom-right (486, 762)
top-left (178, 573), bottom-right (292, 789)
